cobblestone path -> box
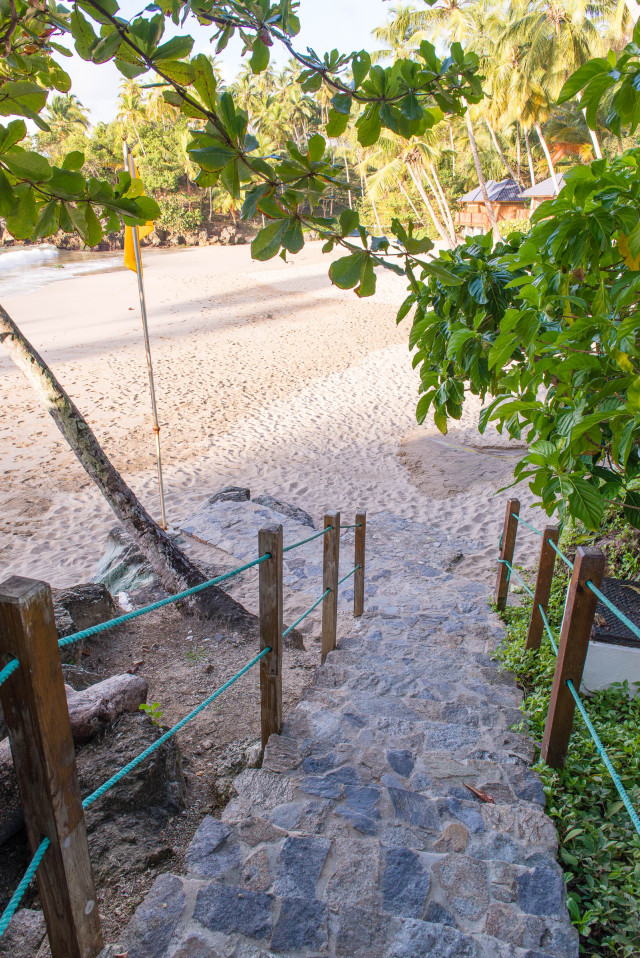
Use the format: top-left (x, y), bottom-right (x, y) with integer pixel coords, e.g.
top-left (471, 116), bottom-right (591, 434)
top-left (113, 508), bottom-right (578, 958)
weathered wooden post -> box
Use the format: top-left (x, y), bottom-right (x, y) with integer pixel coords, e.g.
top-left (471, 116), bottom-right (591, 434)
top-left (258, 523), bottom-right (283, 748)
top-left (495, 498), bottom-right (520, 610)
top-left (321, 511), bottom-right (340, 663)
top-left (354, 510), bottom-right (366, 618)
top-left (526, 525), bottom-right (560, 651)
top-left (0, 577), bottom-right (102, 958)
top-left (541, 547), bottom-right (605, 769)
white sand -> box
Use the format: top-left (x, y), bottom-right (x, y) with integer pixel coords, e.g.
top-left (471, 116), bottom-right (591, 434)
top-left (0, 242), bottom-right (540, 588)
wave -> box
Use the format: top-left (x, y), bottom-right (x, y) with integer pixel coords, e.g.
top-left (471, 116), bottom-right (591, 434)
top-left (0, 244), bottom-right (59, 271)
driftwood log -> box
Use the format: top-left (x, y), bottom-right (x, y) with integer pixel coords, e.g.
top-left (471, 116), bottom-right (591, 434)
top-left (0, 674), bottom-right (149, 848)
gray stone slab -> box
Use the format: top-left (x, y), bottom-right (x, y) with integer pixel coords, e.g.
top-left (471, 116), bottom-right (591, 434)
top-left (193, 884), bottom-right (272, 940)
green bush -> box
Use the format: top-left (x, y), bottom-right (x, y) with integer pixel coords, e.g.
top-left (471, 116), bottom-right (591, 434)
top-left (157, 196), bottom-right (202, 233)
top-left (497, 561), bottom-right (640, 956)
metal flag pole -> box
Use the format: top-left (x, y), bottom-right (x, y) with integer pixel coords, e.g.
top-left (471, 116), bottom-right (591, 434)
top-left (122, 139), bottom-right (168, 530)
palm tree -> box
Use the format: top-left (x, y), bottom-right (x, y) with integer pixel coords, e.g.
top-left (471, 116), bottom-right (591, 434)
top-left (371, 4), bottom-right (424, 61)
top-left (117, 81), bottom-right (147, 153)
top-left (43, 94), bottom-right (90, 136)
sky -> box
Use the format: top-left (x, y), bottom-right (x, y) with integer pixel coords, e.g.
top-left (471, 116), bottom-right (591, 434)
top-left (63, 0), bottom-right (395, 125)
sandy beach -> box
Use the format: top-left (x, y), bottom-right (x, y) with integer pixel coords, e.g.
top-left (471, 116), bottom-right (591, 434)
top-left (0, 241), bottom-right (538, 589)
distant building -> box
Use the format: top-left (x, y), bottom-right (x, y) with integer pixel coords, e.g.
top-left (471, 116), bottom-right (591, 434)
top-left (520, 173), bottom-right (567, 211)
top-left (455, 178), bottom-right (529, 235)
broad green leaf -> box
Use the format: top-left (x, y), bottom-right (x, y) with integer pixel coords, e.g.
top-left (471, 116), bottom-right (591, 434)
top-left (558, 58), bottom-right (611, 103)
top-left (33, 200), bottom-right (59, 240)
top-left (6, 187), bottom-right (37, 238)
top-left (282, 219), bottom-right (304, 254)
top-left (154, 35), bottom-right (194, 61)
top-left (3, 150), bottom-right (52, 182)
top-left (340, 208), bottom-right (359, 235)
top-left (0, 82), bottom-right (48, 119)
top-left (155, 60), bottom-right (194, 85)
top-left (62, 151), bottom-right (85, 172)
top-left (352, 51), bottom-right (371, 89)
top-left (191, 54), bottom-right (218, 108)
top-left (189, 143), bottom-right (237, 172)
top-left (356, 256), bottom-right (376, 297)
top-left (91, 30), bottom-right (121, 63)
top-left (568, 478), bottom-right (604, 530)
top-left (357, 106), bottom-right (381, 147)
top-left (326, 109), bottom-right (349, 138)
top-left (250, 38), bottom-right (270, 74)
top-left (329, 252), bottom-right (366, 289)
top-left (0, 120), bottom-right (27, 154)
top-left (308, 133), bottom-right (325, 162)
top-left (251, 220), bottom-right (288, 260)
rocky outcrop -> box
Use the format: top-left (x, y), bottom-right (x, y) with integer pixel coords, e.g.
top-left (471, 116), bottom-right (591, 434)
top-left (53, 582), bottom-right (116, 639)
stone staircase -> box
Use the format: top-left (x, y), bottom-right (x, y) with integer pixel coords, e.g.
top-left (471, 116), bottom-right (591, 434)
top-left (110, 509), bottom-right (578, 958)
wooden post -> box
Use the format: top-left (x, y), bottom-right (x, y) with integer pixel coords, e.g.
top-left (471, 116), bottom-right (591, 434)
top-left (494, 498), bottom-right (520, 610)
top-left (541, 547), bottom-right (605, 769)
top-left (354, 510), bottom-right (366, 618)
top-left (0, 576), bottom-right (102, 958)
top-left (526, 525), bottom-right (560, 651)
top-left (321, 511), bottom-right (340, 664)
top-left (259, 524), bottom-right (283, 749)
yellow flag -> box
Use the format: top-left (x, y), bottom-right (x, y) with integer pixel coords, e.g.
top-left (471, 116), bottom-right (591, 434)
top-left (124, 158), bottom-right (154, 273)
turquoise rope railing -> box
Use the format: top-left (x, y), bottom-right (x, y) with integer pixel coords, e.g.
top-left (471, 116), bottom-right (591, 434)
top-left (338, 565), bottom-right (360, 586)
top-left (548, 539), bottom-right (574, 570)
top-left (59, 554), bottom-right (271, 649)
top-left (585, 579), bottom-right (640, 643)
top-left (0, 658), bottom-right (19, 688)
top-left (82, 648), bottom-right (269, 809)
top-left (0, 649), bottom-right (269, 939)
top-left (0, 837), bottom-right (50, 938)
top-left (283, 527), bottom-right (330, 553)
top-left (282, 590), bottom-right (329, 638)
top-left (534, 603), bottom-right (640, 838)
top-left (515, 515), bottom-right (544, 537)
top-left (565, 678), bottom-right (640, 838)
top-left (498, 559), bottom-right (534, 598)
top-left (340, 523), bottom-right (362, 530)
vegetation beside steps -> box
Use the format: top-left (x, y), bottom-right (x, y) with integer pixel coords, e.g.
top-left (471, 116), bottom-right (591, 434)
top-left (496, 514), bottom-right (640, 957)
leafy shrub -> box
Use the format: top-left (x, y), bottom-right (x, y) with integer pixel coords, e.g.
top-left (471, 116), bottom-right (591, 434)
top-left (497, 562), bottom-right (640, 956)
top-left (157, 196), bottom-right (202, 233)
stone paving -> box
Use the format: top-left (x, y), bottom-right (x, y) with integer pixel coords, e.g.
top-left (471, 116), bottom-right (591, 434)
top-left (112, 505), bottom-right (578, 958)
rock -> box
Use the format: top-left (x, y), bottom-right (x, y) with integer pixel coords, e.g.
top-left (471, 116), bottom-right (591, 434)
top-left (252, 495), bottom-right (315, 529)
top-left (382, 847), bottom-right (431, 918)
top-left (206, 487), bottom-right (251, 505)
top-left (193, 883), bottom-right (272, 938)
top-left (386, 749), bottom-right (415, 778)
top-left (271, 897), bottom-right (328, 951)
top-left (517, 865), bottom-right (565, 917)
top-left (0, 909), bottom-right (47, 958)
top-left (95, 526), bottom-right (156, 595)
top-left (245, 741), bottom-right (263, 768)
top-left (186, 816), bottom-right (239, 879)
top-left (122, 874), bottom-right (185, 958)
top-left (388, 787), bottom-right (440, 830)
top-left (274, 835), bottom-right (331, 898)
top-left (53, 583), bottom-right (117, 636)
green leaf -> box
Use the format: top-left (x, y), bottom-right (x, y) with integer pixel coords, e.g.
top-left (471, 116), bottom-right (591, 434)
top-left (329, 252), bottom-right (366, 289)
top-left (70, 8), bottom-right (98, 60)
top-left (400, 92), bottom-right (422, 121)
top-left (155, 60), bottom-right (194, 85)
top-left (308, 133), bottom-right (325, 162)
top-left (91, 30), bottom-right (121, 63)
top-left (33, 199), bottom-right (59, 240)
top-left (62, 151), bottom-right (85, 172)
top-left (282, 218), bottom-right (304, 254)
top-left (251, 220), bottom-right (288, 260)
top-left (340, 208), bottom-right (359, 235)
top-left (191, 54), bottom-right (218, 108)
top-left (154, 35), bottom-right (194, 61)
top-left (6, 186), bottom-right (37, 238)
top-left (0, 81), bottom-right (48, 120)
top-left (0, 120), bottom-right (26, 154)
top-left (423, 261), bottom-right (464, 286)
top-left (352, 51), bottom-right (371, 89)
top-left (326, 109), bottom-right (349, 138)
top-left (568, 478), bottom-right (604, 530)
top-left (356, 256), bottom-right (376, 297)
top-left (0, 170), bottom-right (14, 216)
top-left (357, 106), bottom-right (381, 147)
top-left (3, 150), bottom-right (52, 182)
top-left (189, 142), bottom-right (237, 172)
top-left (250, 37), bottom-right (270, 74)
top-left (558, 58), bottom-right (611, 104)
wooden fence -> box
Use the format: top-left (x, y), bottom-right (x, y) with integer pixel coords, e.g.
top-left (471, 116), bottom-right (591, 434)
top-left (0, 510), bottom-right (366, 956)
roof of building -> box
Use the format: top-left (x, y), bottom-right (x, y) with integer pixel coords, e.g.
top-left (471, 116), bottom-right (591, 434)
top-left (519, 173), bottom-right (567, 198)
top-left (459, 178), bottom-right (525, 203)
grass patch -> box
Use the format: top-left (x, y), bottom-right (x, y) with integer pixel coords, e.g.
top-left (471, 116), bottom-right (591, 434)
top-left (496, 529), bottom-right (640, 957)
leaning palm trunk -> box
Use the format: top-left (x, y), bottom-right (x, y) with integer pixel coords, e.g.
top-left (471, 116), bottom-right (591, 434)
top-left (524, 126), bottom-right (536, 187)
top-left (430, 163), bottom-right (458, 244)
top-left (485, 120), bottom-right (523, 187)
top-left (422, 164), bottom-right (456, 246)
top-left (398, 181), bottom-right (427, 227)
top-left (0, 306), bottom-right (255, 632)
top-left (463, 102), bottom-right (498, 231)
top-left (534, 123), bottom-right (559, 193)
top-left (406, 161), bottom-right (451, 246)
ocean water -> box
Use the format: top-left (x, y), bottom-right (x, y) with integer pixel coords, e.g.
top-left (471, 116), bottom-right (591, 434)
top-left (0, 244), bottom-right (125, 297)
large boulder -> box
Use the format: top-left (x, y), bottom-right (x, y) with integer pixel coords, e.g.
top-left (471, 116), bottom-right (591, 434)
top-left (53, 583), bottom-right (117, 637)
top-left (94, 526), bottom-right (156, 595)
